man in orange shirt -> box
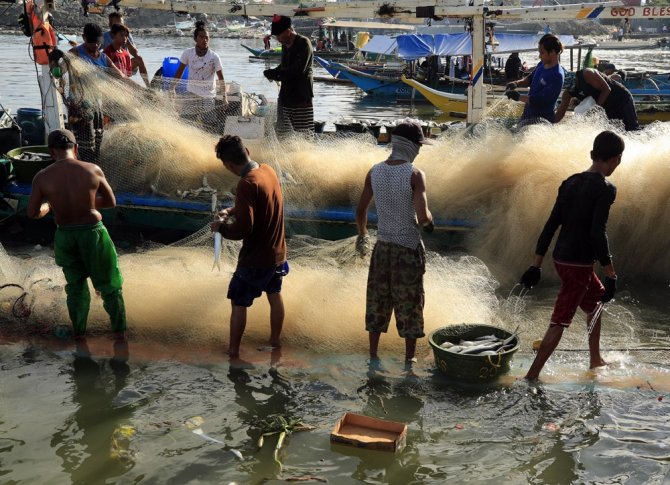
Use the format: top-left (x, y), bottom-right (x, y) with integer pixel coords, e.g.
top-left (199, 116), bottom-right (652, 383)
top-left (211, 135), bottom-right (288, 358)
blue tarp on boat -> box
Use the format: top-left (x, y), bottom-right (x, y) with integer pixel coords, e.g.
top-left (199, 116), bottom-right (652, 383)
top-left (397, 33), bottom-right (471, 59)
top-left (360, 35), bottom-right (398, 55)
top-left (396, 33), bottom-right (578, 59)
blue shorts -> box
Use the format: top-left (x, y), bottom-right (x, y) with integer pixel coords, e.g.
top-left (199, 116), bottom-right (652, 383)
top-left (227, 262), bottom-right (289, 307)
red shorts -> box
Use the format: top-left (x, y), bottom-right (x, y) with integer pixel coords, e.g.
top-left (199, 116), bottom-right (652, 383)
top-left (550, 260), bottom-right (604, 327)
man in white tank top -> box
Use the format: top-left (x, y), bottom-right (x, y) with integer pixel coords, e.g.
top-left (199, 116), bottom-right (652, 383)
top-left (355, 122), bottom-right (434, 366)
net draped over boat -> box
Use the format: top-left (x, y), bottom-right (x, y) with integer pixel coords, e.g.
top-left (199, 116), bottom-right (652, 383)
top-left (55, 55), bottom-right (276, 198)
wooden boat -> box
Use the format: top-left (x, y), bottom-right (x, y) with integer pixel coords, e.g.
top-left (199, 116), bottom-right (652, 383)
top-left (0, 178), bottom-right (472, 244)
top-left (402, 76), bottom-right (670, 124)
top-left (400, 76), bottom-right (524, 119)
top-left (241, 44), bottom-right (356, 60)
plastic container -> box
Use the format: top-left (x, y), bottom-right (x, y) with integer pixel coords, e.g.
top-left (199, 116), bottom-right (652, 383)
top-left (429, 324), bottom-right (520, 382)
top-left (0, 126), bottom-right (22, 156)
top-left (16, 108), bottom-right (45, 146)
top-left (5, 145), bottom-right (53, 183)
top-left (161, 57), bottom-right (189, 93)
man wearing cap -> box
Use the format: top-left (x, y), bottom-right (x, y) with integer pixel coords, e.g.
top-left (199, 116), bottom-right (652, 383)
top-left (555, 67), bottom-right (639, 131)
top-left (355, 122), bottom-right (434, 366)
top-left (603, 63), bottom-right (626, 83)
top-left (27, 129), bottom-right (127, 348)
top-left (263, 15), bottom-right (314, 137)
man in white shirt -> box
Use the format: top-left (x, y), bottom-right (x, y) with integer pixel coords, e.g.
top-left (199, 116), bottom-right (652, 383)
top-left (172, 21), bottom-right (228, 132)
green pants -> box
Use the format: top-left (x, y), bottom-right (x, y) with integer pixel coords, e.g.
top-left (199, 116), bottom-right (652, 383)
top-left (54, 221), bottom-right (126, 336)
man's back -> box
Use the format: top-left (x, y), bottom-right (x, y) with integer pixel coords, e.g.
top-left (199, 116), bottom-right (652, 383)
top-left (225, 164), bottom-right (286, 268)
top-left (537, 171), bottom-right (616, 265)
top-left (34, 159), bottom-right (109, 226)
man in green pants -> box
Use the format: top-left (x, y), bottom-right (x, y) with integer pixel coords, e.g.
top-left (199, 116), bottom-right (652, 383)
top-left (27, 129), bottom-right (127, 350)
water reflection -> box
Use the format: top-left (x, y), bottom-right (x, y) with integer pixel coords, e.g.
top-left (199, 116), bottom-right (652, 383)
top-left (227, 349), bottom-right (296, 481)
top-left (346, 361), bottom-right (425, 483)
top-left (516, 385), bottom-right (602, 484)
top-left (51, 346), bottom-right (132, 485)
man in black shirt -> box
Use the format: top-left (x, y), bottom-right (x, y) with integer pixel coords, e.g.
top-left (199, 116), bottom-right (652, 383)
top-left (263, 15), bottom-right (314, 138)
top-left (520, 130), bottom-right (624, 380)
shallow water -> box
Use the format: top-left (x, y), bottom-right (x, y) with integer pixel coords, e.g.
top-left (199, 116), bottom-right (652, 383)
top-left (2, 32), bottom-right (670, 484)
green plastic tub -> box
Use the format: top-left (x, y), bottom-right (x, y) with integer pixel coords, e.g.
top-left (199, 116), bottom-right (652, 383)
top-left (6, 145), bottom-right (53, 183)
top-left (429, 324), bottom-right (520, 382)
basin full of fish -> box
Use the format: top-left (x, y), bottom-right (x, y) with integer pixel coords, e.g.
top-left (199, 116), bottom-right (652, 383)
top-left (439, 333), bottom-right (517, 356)
top-left (16, 152), bottom-right (52, 162)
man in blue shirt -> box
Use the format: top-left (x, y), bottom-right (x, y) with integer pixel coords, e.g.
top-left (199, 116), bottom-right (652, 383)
top-left (505, 34), bottom-right (565, 125)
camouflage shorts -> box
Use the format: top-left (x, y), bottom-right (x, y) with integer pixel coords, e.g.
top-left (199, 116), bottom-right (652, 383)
top-left (365, 241), bottom-right (426, 339)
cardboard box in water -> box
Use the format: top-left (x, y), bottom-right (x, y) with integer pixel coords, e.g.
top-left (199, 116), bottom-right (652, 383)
top-left (330, 413), bottom-right (407, 452)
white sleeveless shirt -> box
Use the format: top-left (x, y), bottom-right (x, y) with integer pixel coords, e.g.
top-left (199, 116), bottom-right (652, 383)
top-left (371, 161), bottom-right (421, 249)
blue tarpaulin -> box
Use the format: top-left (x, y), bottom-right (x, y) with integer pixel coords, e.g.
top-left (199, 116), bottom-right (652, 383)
top-left (396, 33), bottom-right (578, 59)
top-left (360, 35), bottom-right (398, 55)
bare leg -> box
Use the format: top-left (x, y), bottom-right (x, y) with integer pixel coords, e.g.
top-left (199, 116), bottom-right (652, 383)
top-left (228, 303), bottom-right (247, 357)
top-left (525, 324), bottom-right (565, 380)
top-left (369, 332), bottom-right (381, 359)
top-left (266, 292), bottom-right (284, 348)
top-left (587, 310), bottom-right (607, 369)
top-left (405, 338), bottom-right (417, 362)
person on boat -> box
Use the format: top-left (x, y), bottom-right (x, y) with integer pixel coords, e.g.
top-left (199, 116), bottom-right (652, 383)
top-left (504, 52), bottom-right (523, 81)
top-left (103, 24), bottom-right (133, 79)
top-left (555, 68), bottom-right (640, 131)
top-left (521, 130), bottom-right (623, 380)
top-left (263, 34), bottom-right (271, 50)
top-left (210, 135), bottom-right (288, 358)
top-left (26, 129), bottom-right (127, 352)
top-left (355, 122), bottom-right (434, 367)
top-left (505, 34), bottom-right (565, 125)
top-left (172, 21), bottom-right (228, 133)
top-left (68, 23), bottom-right (127, 164)
top-left (263, 15), bottom-right (314, 137)
top-left (101, 11), bottom-right (150, 88)
top-left (603, 63), bottom-right (626, 83)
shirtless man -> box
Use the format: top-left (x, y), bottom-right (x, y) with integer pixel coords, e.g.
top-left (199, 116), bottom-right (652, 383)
top-left (27, 129), bottom-right (127, 348)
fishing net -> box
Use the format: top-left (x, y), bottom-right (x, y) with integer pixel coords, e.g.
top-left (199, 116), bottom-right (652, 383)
top-left (52, 54), bottom-right (276, 199)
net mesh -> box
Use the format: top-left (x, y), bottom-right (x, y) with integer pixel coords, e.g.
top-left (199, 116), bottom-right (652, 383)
top-left (55, 54), bottom-right (276, 198)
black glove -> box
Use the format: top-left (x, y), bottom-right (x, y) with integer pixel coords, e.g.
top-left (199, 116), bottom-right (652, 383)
top-left (263, 69), bottom-right (278, 81)
top-left (505, 90), bottom-right (520, 102)
top-left (422, 220), bottom-right (434, 234)
top-left (601, 276), bottom-right (617, 303)
top-left (355, 234), bottom-right (371, 257)
top-left (506, 82), bottom-right (517, 90)
top-left (520, 266), bottom-right (541, 289)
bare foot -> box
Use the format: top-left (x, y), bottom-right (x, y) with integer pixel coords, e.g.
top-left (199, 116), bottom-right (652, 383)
top-left (226, 348), bottom-right (240, 358)
top-left (73, 336), bottom-right (91, 358)
top-left (269, 339), bottom-right (281, 349)
top-left (589, 358), bottom-right (609, 369)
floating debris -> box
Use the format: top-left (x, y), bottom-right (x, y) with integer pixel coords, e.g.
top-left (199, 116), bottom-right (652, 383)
top-left (185, 416), bottom-right (243, 460)
top-left (257, 414), bottom-right (315, 471)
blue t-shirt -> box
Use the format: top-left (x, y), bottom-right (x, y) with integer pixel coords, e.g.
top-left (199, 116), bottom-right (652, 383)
top-left (521, 61), bottom-right (565, 123)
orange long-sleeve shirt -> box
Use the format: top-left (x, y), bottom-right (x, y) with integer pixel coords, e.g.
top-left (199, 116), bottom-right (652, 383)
top-left (220, 164), bottom-right (287, 268)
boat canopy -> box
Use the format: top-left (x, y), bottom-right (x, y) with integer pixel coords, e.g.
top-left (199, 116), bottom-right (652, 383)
top-left (360, 35), bottom-right (398, 55)
top-left (396, 33), bottom-right (578, 59)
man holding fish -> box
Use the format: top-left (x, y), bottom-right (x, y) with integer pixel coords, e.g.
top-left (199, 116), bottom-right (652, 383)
top-left (211, 135), bottom-right (288, 358)
top-left (520, 130), bottom-right (624, 380)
